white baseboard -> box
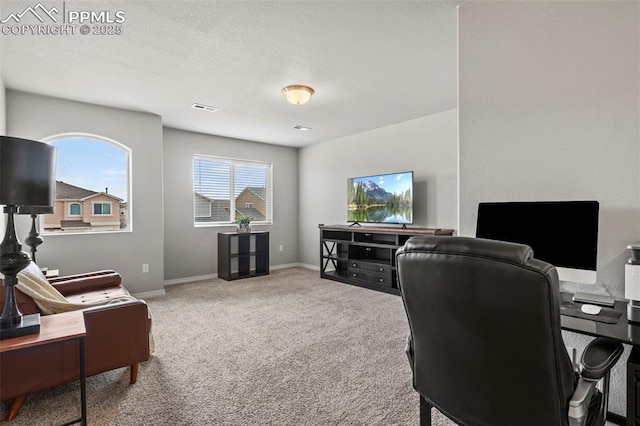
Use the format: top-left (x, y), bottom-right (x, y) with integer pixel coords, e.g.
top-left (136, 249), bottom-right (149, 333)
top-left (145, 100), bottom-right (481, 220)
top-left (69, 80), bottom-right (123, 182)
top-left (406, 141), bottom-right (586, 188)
top-left (164, 273), bottom-right (217, 286)
top-left (271, 262), bottom-right (318, 271)
top-left (297, 263), bottom-right (320, 271)
top-left (132, 289), bottom-right (166, 299)
top-left (163, 263), bottom-right (318, 286)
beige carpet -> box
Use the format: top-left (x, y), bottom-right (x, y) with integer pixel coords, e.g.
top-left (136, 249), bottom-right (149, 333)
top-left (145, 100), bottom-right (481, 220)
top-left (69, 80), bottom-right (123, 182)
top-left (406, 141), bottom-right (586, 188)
top-left (1, 267), bottom-right (455, 425)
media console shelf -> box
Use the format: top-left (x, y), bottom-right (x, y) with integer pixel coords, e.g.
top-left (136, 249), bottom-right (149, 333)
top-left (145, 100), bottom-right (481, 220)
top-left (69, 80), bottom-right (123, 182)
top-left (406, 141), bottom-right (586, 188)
top-left (319, 225), bottom-right (454, 295)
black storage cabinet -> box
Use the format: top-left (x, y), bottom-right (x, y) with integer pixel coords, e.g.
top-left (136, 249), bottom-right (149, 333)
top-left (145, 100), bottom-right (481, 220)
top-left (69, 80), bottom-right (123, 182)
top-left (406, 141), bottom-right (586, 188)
top-left (218, 231), bottom-right (269, 281)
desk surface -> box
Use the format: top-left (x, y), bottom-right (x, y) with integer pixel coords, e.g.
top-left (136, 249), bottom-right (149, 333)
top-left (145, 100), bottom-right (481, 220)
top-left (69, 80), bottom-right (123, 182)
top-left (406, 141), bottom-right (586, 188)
top-left (560, 292), bottom-right (640, 346)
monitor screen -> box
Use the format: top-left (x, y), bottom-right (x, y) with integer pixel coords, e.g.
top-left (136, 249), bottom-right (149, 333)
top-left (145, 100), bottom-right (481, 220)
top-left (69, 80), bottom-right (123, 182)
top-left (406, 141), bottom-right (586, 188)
top-left (347, 171), bottom-right (413, 224)
top-left (476, 201), bottom-right (599, 284)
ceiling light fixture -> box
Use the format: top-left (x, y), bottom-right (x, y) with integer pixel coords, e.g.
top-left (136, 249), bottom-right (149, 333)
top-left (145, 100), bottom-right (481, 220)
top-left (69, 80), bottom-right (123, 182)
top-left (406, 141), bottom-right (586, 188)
top-left (293, 125), bottom-right (312, 131)
top-left (192, 103), bottom-right (219, 112)
top-left (282, 85), bottom-right (314, 106)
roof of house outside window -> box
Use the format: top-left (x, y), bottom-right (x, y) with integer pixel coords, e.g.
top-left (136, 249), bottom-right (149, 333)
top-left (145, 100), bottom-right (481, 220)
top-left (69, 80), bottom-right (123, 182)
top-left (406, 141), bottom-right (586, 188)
top-left (244, 187), bottom-right (266, 201)
top-left (56, 181), bottom-right (123, 202)
top-left (60, 220), bottom-right (92, 228)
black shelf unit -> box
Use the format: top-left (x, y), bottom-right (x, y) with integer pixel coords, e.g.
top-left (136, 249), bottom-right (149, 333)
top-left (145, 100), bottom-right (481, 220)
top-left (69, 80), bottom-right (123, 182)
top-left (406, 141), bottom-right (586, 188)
top-left (319, 225), bottom-right (454, 295)
top-left (218, 231), bottom-right (269, 281)
top-left (628, 346), bottom-right (640, 425)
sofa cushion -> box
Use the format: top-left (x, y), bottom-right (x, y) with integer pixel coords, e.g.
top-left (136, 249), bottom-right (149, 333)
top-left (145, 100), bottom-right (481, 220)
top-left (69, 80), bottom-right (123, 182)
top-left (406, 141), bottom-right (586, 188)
top-left (65, 286), bottom-right (132, 305)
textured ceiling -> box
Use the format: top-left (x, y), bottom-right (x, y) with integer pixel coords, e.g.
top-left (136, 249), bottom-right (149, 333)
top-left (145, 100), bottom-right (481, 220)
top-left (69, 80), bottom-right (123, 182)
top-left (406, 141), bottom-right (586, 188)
top-left (1, 0), bottom-right (459, 147)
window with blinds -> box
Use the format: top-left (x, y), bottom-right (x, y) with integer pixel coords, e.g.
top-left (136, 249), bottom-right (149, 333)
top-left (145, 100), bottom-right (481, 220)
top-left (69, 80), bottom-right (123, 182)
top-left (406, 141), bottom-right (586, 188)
top-left (193, 155), bottom-right (272, 225)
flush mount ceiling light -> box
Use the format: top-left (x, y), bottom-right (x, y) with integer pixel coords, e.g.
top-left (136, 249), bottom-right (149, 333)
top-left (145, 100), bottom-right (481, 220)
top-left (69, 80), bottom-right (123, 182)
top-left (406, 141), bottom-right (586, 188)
top-left (282, 85), bottom-right (314, 106)
top-left (293, 125), bottom-right (312, 131)
top-left (192, 103), bottom-right (219, 112)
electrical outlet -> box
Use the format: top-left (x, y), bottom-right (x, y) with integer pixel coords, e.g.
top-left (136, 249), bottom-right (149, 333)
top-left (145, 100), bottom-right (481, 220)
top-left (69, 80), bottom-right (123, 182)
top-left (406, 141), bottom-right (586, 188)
top-left (142, 263), bottom-right (149, 273)
top-left (279, 245), bottom-right (284, 252)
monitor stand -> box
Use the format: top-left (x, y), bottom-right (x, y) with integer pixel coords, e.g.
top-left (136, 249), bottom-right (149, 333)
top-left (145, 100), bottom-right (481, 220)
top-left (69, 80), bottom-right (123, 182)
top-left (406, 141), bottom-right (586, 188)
top-left (572, 292), bottom-right (616, 307)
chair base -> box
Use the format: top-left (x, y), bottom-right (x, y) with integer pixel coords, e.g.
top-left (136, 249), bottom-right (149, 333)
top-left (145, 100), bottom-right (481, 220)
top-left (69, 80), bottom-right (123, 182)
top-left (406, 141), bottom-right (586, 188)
top-left (420, 395), bottom-right (432, 426)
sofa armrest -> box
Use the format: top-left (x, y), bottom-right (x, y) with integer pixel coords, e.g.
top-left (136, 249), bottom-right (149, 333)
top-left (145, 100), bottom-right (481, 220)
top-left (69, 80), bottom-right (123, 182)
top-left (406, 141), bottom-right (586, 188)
top-left (48, 270), bottom-right (119, 283)
top-left (51, 272), bottom-right (123, 296)
top-left (82, 300), bottom-right (151, 375)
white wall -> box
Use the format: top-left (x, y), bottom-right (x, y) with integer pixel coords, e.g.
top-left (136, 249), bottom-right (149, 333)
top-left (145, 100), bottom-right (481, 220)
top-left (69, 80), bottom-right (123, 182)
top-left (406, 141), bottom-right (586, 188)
top-left (0, 32), bottom-right (4, 137)
top-left (7, 90), bottom-right (164, 295)
top-left (163, 127), bottom-right (299, 281)
top-left (458, 1), bottom-right (640, 416)
top-left (0, 75), bottom-right (5, 136)
top-left (298, 109), bottom-right (458, 267)
top-left (0, 75), bottom-right (5, 237)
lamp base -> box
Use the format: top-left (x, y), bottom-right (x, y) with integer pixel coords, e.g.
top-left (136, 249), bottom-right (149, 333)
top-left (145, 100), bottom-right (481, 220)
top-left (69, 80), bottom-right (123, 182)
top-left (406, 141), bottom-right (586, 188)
top-left (0, 313), bottom-right (40, 340)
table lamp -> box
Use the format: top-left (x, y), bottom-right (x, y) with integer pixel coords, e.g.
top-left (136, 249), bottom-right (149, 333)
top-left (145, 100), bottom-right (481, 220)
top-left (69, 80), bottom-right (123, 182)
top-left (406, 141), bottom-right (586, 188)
top-left (0, 136), bottom-right (56, 340)
top-left (18, 205), bottom-right (54, 264)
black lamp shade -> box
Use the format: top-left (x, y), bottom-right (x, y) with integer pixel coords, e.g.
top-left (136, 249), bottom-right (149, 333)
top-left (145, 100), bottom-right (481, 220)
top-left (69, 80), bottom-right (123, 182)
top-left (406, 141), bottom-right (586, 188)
top-left (17, 205), bottom-right (55, 215)
top-left (0, 136), bottom-right (56, 207)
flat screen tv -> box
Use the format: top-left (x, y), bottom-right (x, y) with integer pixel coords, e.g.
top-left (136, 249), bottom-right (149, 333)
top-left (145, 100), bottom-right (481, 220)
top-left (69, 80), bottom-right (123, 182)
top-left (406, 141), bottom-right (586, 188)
top-left (347, 171), bottom-right (413, 224)
top-left (475, 200), bottom-right (599, 284)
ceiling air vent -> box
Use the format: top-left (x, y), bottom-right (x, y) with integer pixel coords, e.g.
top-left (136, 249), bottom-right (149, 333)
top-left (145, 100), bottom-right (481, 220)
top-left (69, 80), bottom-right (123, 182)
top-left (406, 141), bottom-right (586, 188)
top-left (293, 125), bottom-right (312, 131)
top-left (192, 103), bottom-right (219, 112)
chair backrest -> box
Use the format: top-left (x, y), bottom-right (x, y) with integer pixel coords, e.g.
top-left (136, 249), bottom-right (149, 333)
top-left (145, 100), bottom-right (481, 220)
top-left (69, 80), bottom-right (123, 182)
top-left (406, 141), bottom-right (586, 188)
top-left (396, 236), bottom-right (576, 426)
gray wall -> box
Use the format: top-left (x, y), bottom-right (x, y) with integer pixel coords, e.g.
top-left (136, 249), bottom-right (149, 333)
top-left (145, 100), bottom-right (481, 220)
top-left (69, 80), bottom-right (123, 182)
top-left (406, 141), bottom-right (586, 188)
top-left (163, 127), bottom-right (299, 281)
top-left (298, 109), bottom-right (458, 267)
top-left (0, 33), bottom-right (4, 136)
top-left (7, 90), bottom-right (164, 295)
top-left (0, 76), bottom-right (5, 237)
top-left (0, 76), bottom-right (5, 136)
top-left (458, 1), bottom-right (640, 416)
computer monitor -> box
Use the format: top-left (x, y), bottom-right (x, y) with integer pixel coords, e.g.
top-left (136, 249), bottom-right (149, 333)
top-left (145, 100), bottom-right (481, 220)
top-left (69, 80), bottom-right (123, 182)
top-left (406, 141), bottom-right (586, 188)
top-left (476, 201), bottom-right (599, 284)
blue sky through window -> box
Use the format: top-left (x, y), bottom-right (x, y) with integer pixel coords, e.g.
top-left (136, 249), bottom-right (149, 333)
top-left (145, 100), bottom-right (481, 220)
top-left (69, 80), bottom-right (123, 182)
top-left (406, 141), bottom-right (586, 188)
top-left (50, 137), bottom-right (128, 201)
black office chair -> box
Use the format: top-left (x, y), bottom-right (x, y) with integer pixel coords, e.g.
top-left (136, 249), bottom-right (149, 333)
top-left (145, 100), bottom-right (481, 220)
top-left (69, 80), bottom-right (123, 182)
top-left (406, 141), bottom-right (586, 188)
top-left (396, 236), bottom-right (623, 426)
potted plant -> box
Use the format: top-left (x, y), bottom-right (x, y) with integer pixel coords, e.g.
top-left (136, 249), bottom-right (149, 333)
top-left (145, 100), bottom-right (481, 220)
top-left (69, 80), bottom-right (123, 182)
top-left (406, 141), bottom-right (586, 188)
top-left (235, 215), bottom-right (253, 233)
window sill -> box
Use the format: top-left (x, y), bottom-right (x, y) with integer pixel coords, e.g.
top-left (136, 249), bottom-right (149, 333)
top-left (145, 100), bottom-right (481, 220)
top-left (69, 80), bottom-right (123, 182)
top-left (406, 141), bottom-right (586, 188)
top-left (194, 222), bottom-right (272, 228)
top-left (42, 228), bottom-right (132, 236)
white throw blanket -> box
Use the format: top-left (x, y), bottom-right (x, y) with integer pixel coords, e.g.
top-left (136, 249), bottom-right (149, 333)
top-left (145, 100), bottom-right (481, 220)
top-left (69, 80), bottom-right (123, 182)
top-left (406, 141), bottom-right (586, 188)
top-left (11, 262), bottom-right (155, 353)
top-left (16, 262), bottom-right (136, 314)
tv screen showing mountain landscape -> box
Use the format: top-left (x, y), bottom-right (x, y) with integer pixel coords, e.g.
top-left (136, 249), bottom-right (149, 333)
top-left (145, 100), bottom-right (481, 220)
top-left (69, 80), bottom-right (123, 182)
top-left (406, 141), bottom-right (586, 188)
top-left (347, 171), bottom-right (413, 224)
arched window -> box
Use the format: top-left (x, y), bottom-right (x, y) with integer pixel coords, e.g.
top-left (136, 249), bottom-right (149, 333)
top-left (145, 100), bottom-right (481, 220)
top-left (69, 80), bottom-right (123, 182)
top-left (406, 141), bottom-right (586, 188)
top-left (68, 203), bottom-right (82, 217)
top-left (41, 134), bottom-right (131, 234)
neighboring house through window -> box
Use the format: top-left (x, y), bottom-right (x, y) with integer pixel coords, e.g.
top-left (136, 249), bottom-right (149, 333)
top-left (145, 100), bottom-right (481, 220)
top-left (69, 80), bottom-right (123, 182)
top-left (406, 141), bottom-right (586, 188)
top-left (193, 155), bottom-right (272, 225)
top-left (41, 134), bottom-right (131, 233)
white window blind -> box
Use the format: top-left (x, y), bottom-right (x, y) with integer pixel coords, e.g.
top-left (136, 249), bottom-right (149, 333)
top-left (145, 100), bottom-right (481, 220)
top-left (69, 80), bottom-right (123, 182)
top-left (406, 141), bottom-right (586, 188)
top-left (193, 155), bottom-right (272, 225)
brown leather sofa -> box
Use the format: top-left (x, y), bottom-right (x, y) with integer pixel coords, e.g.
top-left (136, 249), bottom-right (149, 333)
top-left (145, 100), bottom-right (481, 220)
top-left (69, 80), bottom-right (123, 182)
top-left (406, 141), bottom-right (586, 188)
top-left (0, 269), bottom-right (151, 420)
